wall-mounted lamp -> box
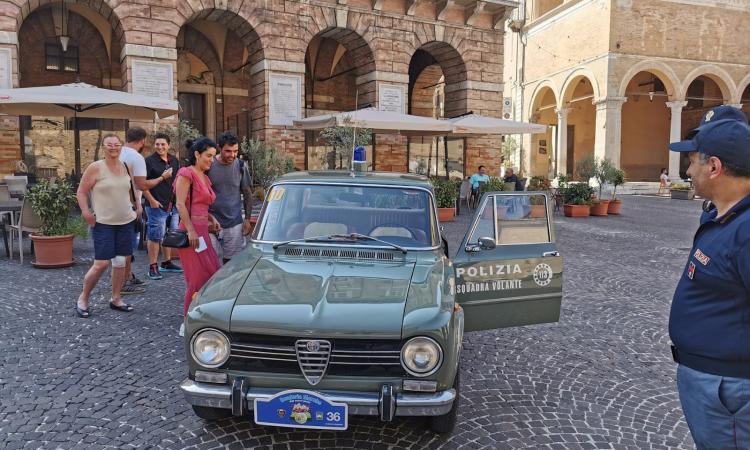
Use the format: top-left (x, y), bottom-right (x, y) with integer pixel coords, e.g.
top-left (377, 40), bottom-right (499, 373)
top-left (648, 91), bottom-right (655, 102)
top-left (58, 2), bottom-right (70, 52)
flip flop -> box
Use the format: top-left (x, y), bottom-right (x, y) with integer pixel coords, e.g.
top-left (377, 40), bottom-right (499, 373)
top-left (109, 301), bottom-right (134, 312)
top-left (75, 305), bottom-right (90, 318)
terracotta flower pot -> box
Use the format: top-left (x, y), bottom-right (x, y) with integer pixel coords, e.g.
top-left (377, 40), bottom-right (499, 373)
top-left (30, 234), bottom-right (75, 268)
top-left (590, 200), bottom-right (610, 216)
top-left (437, 207), bottom-right (456, 222)
top-left (607, 199), bottom-right (622, 215)
top-left (529, 204), bottom-right (546, 218)
top-left (563, 204), bottom-right (590, 217)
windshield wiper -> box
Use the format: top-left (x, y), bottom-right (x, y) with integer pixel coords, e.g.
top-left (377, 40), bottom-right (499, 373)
top-left (272, 235), bottom-right (340, 249)
top-left (329, 233), bottom-right (407, 254)
top-left (273, 233), bottom-right (407, 254)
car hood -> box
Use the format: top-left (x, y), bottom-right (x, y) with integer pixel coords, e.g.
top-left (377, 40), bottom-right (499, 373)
top-left (230, 253), bottom-right (416, 339)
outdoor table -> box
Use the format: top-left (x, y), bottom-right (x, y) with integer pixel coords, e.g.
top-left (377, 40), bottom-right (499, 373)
top-left (0, 200), bottom-right (22, 258)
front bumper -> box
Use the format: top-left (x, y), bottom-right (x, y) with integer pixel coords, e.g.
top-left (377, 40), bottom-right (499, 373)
top-left (180, 379), bottom-right (456, 418)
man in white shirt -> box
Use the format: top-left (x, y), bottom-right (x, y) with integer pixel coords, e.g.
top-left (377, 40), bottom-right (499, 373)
top-left (119, 127), bottom-right (173, 294)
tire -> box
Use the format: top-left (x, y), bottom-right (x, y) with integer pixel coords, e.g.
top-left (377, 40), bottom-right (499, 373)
top-left (430, 369), bottom-right (460, 434)
top-left (191, 405), bottom-right (232, 421)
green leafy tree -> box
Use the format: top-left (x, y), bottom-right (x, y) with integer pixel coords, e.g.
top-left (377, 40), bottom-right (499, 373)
top-left (239, 137), bottom-right (295, 190)
top-left (594, 158), bottom-right (615, 199)
top-left (575, 154), bottom-right (597, 184)
top-left (318, 118), bottom-right (373, 169)
top-left (609, 168), bottom-right (626, 200)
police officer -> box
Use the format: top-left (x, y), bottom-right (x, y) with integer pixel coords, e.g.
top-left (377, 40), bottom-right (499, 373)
top-left (668, 105), bottom-right (750, 449)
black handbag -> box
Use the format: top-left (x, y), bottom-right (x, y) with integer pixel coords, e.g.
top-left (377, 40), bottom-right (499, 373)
top-left (162, 228), bottom-right (189, 248)
top-left (162, 182), bottom-right (192, 248)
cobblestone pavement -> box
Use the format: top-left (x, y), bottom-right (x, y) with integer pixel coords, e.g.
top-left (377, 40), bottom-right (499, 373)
top-left (0, 195), bottom-right (701, 449)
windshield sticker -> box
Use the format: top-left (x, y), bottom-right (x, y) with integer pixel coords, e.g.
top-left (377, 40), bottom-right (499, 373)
top-left (268, 187), bottom-right (286, 201)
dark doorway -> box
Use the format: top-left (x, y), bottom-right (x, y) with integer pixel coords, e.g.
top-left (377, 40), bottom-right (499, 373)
top-left (178, 93), bottom-right (206, 135)
top-left (566, 125), bottom-right (575, 175)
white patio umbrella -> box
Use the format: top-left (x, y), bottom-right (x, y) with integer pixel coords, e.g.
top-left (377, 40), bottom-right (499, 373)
top-left (448, 113), bottom-right (547, 135)
top-left (0, 82), bottom-right (179, 173)
top-left (0, 82), bottom-right (178, 120)
top-left (293, 107), bottom-right (453, 135)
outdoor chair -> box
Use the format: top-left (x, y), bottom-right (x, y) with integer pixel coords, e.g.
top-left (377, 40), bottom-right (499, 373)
top-left (458, 180), bottom-right (472, 213)
top-left (1, 214), bottom-right (9, 258)
top-left (0, 185), bottom-right (10, 201)
top-left (4, 176), bottom-right (28, 198)
top-left (9, 197), bottom-right (41, 264)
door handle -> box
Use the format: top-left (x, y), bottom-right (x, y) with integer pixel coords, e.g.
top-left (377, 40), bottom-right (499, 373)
top-left (542, 251), bottom-right (559, 257)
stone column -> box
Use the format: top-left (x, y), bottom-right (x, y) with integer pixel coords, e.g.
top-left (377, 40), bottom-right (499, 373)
top-left (555, 107), bottom-right (571, 175)
top-left (666, 101), bottom-right (688, 179)
top-left (593, 97), bottom-right (627, 166)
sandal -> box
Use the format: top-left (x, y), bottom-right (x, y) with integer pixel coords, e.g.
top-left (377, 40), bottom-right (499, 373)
top-left (75, 305), bottom-right (90, 318)
top-left (109, 301), bottom-right (134, 312)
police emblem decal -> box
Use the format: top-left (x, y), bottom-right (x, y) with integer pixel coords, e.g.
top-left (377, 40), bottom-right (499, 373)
top-left (687, 261), bottom-right (696, 280)
top-left (533, 263), bottom-right (553, 287)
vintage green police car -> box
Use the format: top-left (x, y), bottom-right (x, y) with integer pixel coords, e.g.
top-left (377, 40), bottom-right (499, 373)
top-left (180, 171), bottom-right (562, 433)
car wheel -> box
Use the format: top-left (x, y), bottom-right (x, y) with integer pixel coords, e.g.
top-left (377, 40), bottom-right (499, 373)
top-left (191, 405), bottom-right (232, 421)
top-left (429, 369), bottom-right (460, 434)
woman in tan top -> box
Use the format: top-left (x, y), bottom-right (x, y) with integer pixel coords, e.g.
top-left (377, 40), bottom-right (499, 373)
top-left (75, 134), bottom-right (138, 318)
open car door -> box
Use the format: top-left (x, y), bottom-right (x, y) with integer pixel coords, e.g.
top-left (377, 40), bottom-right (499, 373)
top-left (452, 192), bottom-right (562, 332)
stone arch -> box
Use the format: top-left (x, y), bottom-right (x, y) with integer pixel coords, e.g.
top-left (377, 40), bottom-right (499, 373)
top-left (410, 41), bottom-right (467, 118)
top-left (560, 68), bottom-right (601, 105)
top-left (529, 80), bottom-right (561, 119)
top-left (13, 0), bottom-right (126, 58)
top-left (738, 73), bottom-right (750, 103)
top-left (528, 82), bottom-right (559, 178)
top-left (618, 60), bottom-right (680, 100)
top-left (680, 65), bottom-right (735, 102)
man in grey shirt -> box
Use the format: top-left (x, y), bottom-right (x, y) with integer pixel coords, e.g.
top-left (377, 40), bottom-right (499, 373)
top-left (207, 131), bottom-right (253, 263)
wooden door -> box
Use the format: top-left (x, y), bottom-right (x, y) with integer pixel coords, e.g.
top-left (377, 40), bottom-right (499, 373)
top-left (178, 93), bottom-right (206, 135)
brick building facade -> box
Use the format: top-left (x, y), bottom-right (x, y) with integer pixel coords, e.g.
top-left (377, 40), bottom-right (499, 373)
top-left (0, 0), bottom-right (517, 178)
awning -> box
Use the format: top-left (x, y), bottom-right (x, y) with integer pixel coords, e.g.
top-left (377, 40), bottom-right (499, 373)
top-left (293, 107), bottom-right (453, 135)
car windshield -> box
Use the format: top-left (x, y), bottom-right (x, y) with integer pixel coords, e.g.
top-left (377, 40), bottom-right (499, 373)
top-left (256, 183), bottom-right (437, 247)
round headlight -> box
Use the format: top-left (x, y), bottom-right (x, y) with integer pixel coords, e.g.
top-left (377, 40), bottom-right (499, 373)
top-left (401, 336), bottom-right (443, 377)
top-left (190, 329), bottom-right (230, 368)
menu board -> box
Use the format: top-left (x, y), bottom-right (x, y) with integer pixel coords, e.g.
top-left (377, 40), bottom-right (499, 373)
top-left (269, 74), bottom-right (301, 126)
top-left (132, 60), bottom-right (173, 99)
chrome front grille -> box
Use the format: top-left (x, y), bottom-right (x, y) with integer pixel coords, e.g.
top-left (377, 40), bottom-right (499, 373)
top-left (295, 339), bottom-right (332, 385)
top-left (227, 335), bottom-right (406, 380)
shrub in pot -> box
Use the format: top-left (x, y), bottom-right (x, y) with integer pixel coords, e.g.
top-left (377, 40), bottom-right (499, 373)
top-left (608, 168), bottom-right (626, 214)
top-left (560, 182), bottom-right (594, 217)
top-left (479, 177), bottom-right (511, 218)
top-left (26, 179), bottom-right (88, 268)
top-left (589, 158), bottom-right (613, 216)
top-left (671, 183), bottom-right (695, 200)
top-left (430, 177), bottom-right (458, 222)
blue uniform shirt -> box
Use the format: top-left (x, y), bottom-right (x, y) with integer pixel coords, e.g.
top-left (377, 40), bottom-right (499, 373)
top-left (669, 193), bottom-right (750, 378)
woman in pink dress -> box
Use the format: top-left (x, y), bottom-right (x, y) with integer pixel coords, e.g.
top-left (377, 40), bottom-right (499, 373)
top-left (174, 137), bottom-right (222, 315)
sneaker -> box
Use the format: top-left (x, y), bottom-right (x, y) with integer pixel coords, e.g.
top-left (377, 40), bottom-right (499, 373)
top-left (120, 284), bottom-right (145, 295)
top-left (178, 322), bottom-right (185, 337)
top-left (160, 260), bottom-right (183, 273)
top-left (129, 274), bottom-right (146, 286)
top-left (147, 264), bottom-right (163, 280)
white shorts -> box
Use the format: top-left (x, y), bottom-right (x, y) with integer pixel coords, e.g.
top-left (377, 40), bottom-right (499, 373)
top-left (215, 222), bottom-right (245, 260)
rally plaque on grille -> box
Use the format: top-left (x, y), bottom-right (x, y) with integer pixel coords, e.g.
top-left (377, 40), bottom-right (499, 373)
top-left (295, 339), bottom-right (331, 385)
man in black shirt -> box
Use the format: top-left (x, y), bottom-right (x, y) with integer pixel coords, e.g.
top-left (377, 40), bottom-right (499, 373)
top-left (504, 167), bottom-right (524, 191)
top-left (143, 133), bottom-right (181, 280)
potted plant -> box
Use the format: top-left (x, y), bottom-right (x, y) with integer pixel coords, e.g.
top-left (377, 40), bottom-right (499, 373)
top-left (560, 182), bottom-right (594, 217)
top-left (588, 158), bottom-right (612, 216)
top-left (608, 168), bottom-right (626, 214)
top-left (26, 179), bottom-right (88, 268)
top-left (527, 176), bottom-right (551, 218)
top-left (431, 177), bottom-right (458, 222)
top-left (670, 183), bottom-right (695, 200)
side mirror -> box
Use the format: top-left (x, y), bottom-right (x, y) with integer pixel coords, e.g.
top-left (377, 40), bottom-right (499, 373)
top-left (478, 237), bottom-right (496, 250)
